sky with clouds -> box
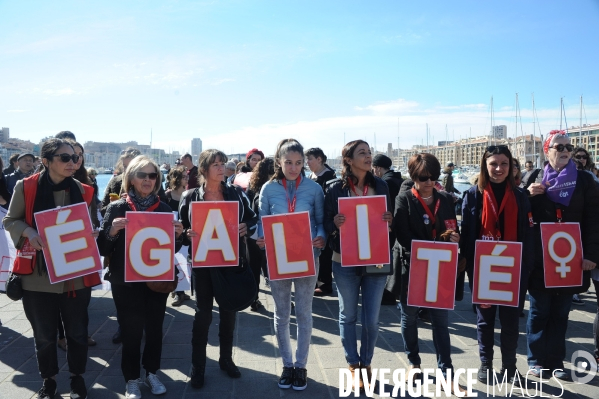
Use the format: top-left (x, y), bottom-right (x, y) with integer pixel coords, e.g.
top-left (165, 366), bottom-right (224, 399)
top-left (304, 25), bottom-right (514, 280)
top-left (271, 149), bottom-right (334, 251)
top-left (1, 0), bottom-right (598, 157)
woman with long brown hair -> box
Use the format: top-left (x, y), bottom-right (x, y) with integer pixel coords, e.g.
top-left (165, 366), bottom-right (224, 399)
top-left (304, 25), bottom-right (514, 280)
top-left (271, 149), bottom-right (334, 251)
top-left (324, 139), bottom-right (392, 391)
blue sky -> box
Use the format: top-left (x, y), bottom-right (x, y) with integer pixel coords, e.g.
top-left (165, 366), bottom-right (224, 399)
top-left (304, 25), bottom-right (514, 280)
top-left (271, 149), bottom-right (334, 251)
top-left (1, 0), bottom-right (598, 157)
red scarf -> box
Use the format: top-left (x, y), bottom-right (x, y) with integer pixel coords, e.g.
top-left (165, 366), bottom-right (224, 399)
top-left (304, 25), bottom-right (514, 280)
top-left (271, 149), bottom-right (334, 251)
top-left (480, 184), bottom-right (518, 241)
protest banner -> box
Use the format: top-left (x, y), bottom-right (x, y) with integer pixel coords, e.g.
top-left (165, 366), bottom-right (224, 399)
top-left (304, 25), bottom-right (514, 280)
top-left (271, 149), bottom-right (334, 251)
top-left (191, 202), bottom-right (239, 267)
top-left (473, 240), bottom-right (522, 307)
top-left (541, 223), bottom-right (583, 288)
top-left (263, 211), bottom-right (316, 281)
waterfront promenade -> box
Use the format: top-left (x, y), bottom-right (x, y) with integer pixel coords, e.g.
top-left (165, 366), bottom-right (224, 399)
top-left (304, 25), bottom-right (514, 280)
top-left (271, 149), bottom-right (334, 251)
top-left (0, 280), bottom-right (597, 398)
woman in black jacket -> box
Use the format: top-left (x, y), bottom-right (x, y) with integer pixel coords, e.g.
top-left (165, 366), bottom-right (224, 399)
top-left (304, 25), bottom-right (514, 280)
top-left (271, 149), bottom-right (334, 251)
top-left (461, 145), bottom-right (533, 385)
top-left (179, 149), bottom-right (258, 389)
top-left (526, 131), bottom-right (599, 380)
top-left (324, 140), bottom-right (393, 390)
top-left (393, 153), bottom-right (466, 395)
top-left (97, 155), bottom-right (184, 398)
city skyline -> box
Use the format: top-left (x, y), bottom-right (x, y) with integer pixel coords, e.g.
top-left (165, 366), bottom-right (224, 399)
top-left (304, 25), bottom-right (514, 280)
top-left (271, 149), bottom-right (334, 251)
top-left (1, 1), bottom-right (598, 156)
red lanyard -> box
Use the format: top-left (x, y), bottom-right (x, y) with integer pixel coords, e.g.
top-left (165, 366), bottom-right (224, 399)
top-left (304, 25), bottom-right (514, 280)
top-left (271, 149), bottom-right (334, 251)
top-left (282, 177), bottom-right (301, 213)
top-left (484, 188), bottom-right (510, 223)
top-left (412, 188), bottom-right (441, 240)
top-left (556, 208), bottom-right (563, 223)
top-left (348, 179), bottom-right (368, 197)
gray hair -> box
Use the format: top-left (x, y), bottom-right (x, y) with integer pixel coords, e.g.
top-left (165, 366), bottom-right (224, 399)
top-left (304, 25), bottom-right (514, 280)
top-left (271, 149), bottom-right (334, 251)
top-left (123, 155), bottom-right (163, 195)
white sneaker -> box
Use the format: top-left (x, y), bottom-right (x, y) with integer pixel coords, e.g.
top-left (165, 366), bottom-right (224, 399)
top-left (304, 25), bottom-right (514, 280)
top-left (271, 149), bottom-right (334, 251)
top-left (125, 379), bottom-right (142, 399)
top-left (145, 373), bottom-right (167, 395)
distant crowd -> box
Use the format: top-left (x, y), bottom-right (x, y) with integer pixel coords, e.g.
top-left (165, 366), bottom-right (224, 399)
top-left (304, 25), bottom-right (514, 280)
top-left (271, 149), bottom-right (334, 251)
top-left (1, 129), bottom-right (599, 399)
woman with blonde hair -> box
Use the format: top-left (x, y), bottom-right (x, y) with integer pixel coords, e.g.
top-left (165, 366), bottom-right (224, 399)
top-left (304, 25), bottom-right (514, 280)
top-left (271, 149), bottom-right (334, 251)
top-left (97, 155), bottom-right (184, 398)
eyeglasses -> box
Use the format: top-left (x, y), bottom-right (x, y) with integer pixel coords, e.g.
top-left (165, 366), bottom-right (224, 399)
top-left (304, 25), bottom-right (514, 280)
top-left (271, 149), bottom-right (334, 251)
top-left (417, 175), bottom-right (439, 182)
top-left (574, 154), bottom-right (588, 160)
top-left (486, 145), bottom-right (510, 154)
top-left (513, 165), bottom-right (520, 169)
top-left (549, 144), bottom-right (574, 152)
top-left (52, 153), bottom-right (80, 163)
top-left (135, 172), bottom-right (158, 180)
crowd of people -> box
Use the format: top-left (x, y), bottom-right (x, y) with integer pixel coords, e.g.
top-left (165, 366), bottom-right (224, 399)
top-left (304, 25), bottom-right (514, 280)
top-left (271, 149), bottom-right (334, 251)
top-left (1, 129), bottom-right (599, 399)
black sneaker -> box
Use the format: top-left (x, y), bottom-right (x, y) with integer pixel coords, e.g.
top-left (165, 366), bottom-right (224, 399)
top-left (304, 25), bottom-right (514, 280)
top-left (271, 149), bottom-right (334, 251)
top-left (477, 363), bottom-right (494, 384)
top-left (278, 366), bottom-right (294, 389)
top-left (292, 367), bottom-right (307, 391)
top-left (500, 367), bottom-right (523, 386)
top-left (37, 378), bottom-right (57, 399)
top-left (69, 375), bottom-right (87, 399)
top-left (250, 299), bottom-right (262, 311)
top-left (219, 358), bottom-right (241, 378)
top-left (190, 365), bottom-right (205, 389)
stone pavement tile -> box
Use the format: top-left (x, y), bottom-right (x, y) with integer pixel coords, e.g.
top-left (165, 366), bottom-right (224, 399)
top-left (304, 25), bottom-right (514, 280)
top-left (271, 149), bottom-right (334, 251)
top-left (315, 347), bottom-right (352, 370)
top-left (4, 334), bottom-right (34, 348)
top-left (0, 372), bottom-right (11, 383)
top-left (163, 331), bottom-right (193, 344)
top-left (87, 350), bottom-right (118, 370)
top-left (0, 379), bottom-right (40, 399)
top-left (0, 318), bottom-right (32, 335)
top-left (235, 326), bottom-right (272, 343)
top-left (162, 344), bottom-right (198, 359)
top-left (160, 358), bottom-right (192, 383)
top-left (88, 375), bottom-right (126, 399)
top-left (235, 360), bottom-right (276, 378)
top-left (0, 344), bottom-right (35, 372)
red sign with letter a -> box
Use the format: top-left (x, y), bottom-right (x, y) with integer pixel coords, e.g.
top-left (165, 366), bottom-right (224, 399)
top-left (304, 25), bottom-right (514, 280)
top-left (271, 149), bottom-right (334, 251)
top-left (338, 196), bottom-right (390, 267)
top-left (191, 202), bottom-right (239, 267)
top-left (125, 212), bottom-right (175, 282)
top-left (263, 211), bottom-right (316, 281)
top-left (34, 203), bottom-right (102, 284)
top-left (541, 223), bottom-right (583, 288)
top-left (407, 240), bottom-right (458, 310)
top-left (473, 240), bottom-right (522, 307)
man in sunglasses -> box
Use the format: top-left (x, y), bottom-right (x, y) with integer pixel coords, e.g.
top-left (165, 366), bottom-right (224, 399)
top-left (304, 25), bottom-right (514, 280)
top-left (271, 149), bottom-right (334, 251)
top-left (5, 152), bottom-right (36, 197)
top-left (520, 160), bottom-right (540, 191)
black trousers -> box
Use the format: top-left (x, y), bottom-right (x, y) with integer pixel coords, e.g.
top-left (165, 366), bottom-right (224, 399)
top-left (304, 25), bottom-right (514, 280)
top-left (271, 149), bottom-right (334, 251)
top-left (112, 283), bottom-right (168, 382)
top-left (191, 268), bottom-right (236, 367)
top-left (246, 238), bottom-right (264, 300)
top-left (593, 279), bottom-right (599, 359)
top-left (316, 244), bottom-right (333, 291)
top-left (22, 288), bottom-right (91, 379)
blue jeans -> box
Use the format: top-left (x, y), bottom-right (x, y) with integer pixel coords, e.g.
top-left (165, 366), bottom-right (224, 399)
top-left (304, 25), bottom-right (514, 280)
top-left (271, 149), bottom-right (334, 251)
top-left (333, 261), bottom-right (386, 366)
top-left (270, 257), bottom-right (319, 369)
top-left (399, 301), bottom-right (453, 372)
top-left (526, 289), bottom-right (572, 369)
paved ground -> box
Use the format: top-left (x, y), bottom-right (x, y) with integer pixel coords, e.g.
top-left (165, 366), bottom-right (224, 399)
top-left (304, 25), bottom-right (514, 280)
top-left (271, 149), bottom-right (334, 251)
top-left (0, 279), bottom-right (598, 399)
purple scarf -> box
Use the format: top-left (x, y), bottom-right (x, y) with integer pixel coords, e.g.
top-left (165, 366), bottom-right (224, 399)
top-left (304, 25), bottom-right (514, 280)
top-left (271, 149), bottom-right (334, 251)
top-left (542, 159), bottom-right (578, 207)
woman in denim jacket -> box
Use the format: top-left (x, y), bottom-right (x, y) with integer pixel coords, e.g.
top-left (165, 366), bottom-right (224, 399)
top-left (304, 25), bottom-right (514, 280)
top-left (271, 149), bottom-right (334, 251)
top-left (257, 138), bottom-right (326, 391)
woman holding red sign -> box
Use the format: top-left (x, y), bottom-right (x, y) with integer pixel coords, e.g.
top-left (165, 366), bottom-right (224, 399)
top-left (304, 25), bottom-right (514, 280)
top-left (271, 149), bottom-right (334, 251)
top-left (461, 145), bottom-right (533, 384)
top-left (179, 149), bottom-right (258, 390)
top-left (97, 155), bottom-right (184, 398)
top-left (393, 153), bottom-right (466, 395)
top-left (526, 131), bottom-right (599, 380)
top-left (3, 138), bottom-right (99, 399)
top-left (324, 140), bottom-right (393, 391)
top-left (257, 138), bottom-right (326, 391)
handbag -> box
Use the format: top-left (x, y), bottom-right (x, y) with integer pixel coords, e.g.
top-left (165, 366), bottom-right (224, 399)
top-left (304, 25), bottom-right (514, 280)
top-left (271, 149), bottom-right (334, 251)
top-left (146, 275), bottom-right (178, 294)
top-left (358, 249), bottom-right (394, 276)
top-left (210, 256), bottom-right (257, 312)
top-left (5, 272), bottom-right (24, 301)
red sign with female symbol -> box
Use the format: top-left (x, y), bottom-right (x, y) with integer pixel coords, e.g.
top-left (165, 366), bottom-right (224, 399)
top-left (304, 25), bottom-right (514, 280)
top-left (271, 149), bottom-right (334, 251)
top-left (541, 223), bottom-right (583, 288)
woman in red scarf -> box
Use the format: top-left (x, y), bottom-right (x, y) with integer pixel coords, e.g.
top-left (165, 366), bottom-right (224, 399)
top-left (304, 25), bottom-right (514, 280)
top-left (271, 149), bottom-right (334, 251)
top-left (460, 145), bottom-right (533, 385)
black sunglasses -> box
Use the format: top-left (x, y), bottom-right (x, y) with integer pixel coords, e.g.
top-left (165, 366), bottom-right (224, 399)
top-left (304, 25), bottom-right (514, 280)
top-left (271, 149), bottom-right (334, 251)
top-left (486, 145), bottom-right (510, 154)
top-left (417, 174), bottom-right (439, 182)
top-left (550, 143), bottom-right (574, 152)
top-left (53, 153), bottom-right (80, 163)
top-left (135, 172), bottom-right (158, 180)
top-left (574, 154), bottom-right (588, 160)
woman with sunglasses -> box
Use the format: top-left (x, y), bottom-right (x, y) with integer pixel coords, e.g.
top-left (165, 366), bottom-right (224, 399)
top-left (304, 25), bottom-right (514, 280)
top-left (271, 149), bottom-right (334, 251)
top-left (3, 138), bottom-right (100, 399)
top-left (393, 153), bottom-right (466, 395)
top-left (179, 149), bottom-right (258, 390)
top-left (324, 140), bottom-right (392, 391)
top-left (257, 139), bottom-right (325, 391)
top-left (461, 145), bottom-right (533, 385)
top-left (97, 155), bottom-right (184, 398)
top-left (512, 158), bottom-right (522, 187)
top-left (526, 131), bottom-right (599, 380)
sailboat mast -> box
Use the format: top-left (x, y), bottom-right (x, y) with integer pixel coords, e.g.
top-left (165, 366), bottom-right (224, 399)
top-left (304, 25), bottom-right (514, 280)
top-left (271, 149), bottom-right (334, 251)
top-left (579, 95), bottom-right (583, 143)
top-left (560, 98), bottom-right (563, 130)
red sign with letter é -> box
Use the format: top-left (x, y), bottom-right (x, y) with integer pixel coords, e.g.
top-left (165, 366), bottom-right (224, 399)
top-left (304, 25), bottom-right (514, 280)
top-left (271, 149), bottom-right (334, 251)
top-left (541, 223), bottom-right (583, 288)
top-left (263, 211), bottom-right (316, 281)
top-left (473, 240), bottom-right (522, 307)
top-left (407, 240), bottom-right (458, 310)
top-left (338, 196), bottom-right (390, 267)
top-left (125, 212), bottom-right (175, 282)
top-left (34, 203), bottom-right (102, 284)
top-left (191, 202), bottom-right (239, 267)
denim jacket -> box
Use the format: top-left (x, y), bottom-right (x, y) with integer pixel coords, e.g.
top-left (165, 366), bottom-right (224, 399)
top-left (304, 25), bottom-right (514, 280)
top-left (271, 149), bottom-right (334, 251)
top-left (258, 175), bottom-right (326, 257)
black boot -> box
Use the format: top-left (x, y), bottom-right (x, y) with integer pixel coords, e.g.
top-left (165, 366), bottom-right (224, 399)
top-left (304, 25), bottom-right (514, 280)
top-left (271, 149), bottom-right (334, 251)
top-left (219, 358), bottom-right (241, 378)
top-left (190, 365), bottom-right (205, 388)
